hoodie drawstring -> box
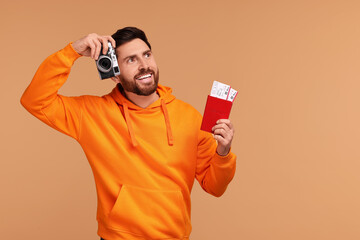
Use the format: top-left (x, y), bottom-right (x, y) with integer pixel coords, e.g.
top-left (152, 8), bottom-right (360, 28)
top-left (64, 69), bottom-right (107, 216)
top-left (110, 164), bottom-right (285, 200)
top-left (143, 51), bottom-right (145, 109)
top-left (121, 100), bottom-right (174, 147)
top-left (123, 102), bottom-right (139, 147)
top-left (161, 99), bottom-right (174, 146)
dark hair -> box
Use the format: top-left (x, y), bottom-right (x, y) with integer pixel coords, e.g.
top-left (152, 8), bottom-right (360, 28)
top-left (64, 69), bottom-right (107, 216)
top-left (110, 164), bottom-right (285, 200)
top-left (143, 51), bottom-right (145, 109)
top-left (111, 27), bottom-right (151, 50)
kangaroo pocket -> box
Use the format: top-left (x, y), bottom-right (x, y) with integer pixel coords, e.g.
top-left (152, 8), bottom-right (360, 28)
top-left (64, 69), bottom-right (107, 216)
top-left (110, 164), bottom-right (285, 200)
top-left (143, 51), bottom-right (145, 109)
top-left (106, 184), bottom-right (187, 239)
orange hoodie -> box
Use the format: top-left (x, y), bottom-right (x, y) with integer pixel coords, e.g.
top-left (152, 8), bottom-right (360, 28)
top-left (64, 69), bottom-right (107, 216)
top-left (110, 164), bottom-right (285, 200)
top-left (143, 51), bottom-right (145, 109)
top-left (21, 43), bottom-right (237, 240)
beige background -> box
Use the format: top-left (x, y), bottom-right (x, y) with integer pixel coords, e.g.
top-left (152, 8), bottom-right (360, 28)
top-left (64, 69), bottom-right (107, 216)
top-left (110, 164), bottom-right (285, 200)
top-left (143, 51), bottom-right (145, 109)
top-left (1, 0), bottom-right (360, 239)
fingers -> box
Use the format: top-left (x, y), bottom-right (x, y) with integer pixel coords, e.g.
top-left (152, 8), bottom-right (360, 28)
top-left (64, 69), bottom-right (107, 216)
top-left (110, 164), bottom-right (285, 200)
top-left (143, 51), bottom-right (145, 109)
top-left (212, 119), bottom-right (234, 135)
top-left (105, 36), bottom-right (116, 49)
top-left (98, 37), bottom-right (109, 55)
top-left (97, 36), bottom-right (116, 59)
top-left (213, 119), bottom-right (233, 130)
top-left (93, 35), bottom-right (112, 60)
top-left (73, 33), bottom-right (116, 60)
top-left (211, 119), bottom-right (234, 155)
top-left (88, 40), bottom-right (96, 60)
top-left (93, 38), bottom-right (102, 60)
top-left (213, 127), bottom-right (232, 145)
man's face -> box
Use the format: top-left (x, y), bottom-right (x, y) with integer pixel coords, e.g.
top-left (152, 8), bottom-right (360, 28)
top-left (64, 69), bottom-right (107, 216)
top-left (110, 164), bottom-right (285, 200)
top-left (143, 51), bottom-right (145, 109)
top-left (113, 38), bottom-right (159, 96)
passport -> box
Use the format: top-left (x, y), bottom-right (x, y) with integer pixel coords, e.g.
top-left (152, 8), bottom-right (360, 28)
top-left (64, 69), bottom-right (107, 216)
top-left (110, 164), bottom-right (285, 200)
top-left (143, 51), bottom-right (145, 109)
top-left (200, 81), bottom-right (237, 133)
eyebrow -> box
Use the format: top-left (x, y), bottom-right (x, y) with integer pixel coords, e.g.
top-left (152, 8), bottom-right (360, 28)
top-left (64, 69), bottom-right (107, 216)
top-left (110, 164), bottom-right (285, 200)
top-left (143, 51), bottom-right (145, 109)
top-left (123, 50), bottom-right (152, 62)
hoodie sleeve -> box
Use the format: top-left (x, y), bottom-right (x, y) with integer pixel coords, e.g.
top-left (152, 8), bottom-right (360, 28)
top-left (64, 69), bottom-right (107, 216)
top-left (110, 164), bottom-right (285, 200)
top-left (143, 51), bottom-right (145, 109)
top-left (195, 129), bottom-right (237, 197)
top-left (20, 43), bottom-right (84, 140)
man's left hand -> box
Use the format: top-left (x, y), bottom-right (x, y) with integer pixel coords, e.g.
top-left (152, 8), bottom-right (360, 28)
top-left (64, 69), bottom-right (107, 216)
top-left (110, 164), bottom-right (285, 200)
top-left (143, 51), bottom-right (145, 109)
top-left (212, 119), bottom-right (235, 156)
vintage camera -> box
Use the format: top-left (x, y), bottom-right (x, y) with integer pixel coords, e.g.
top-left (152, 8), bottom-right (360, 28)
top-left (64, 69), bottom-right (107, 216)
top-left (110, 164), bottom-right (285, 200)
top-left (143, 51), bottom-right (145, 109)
top-left (95, 42), bottom-right (120, 80)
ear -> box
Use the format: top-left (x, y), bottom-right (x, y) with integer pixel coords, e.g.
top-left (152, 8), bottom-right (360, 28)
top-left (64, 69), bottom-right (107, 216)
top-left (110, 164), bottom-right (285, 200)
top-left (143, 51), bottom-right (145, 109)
top-left (111, 76), bottom-right (121, 84)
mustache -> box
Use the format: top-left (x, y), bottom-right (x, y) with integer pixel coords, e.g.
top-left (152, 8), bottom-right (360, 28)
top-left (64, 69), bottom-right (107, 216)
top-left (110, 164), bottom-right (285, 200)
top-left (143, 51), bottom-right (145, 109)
top-left (134, 68), bottom-right (155, 79)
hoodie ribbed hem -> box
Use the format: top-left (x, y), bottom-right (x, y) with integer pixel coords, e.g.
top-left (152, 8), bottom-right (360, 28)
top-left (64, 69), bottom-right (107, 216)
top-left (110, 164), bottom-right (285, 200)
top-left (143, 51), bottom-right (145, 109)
top-left (98, 222), bottom-right (190, 240)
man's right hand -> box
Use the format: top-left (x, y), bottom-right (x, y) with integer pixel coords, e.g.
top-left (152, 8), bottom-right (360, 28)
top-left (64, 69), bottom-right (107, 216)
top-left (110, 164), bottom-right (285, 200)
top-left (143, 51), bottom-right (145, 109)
top-left (71, 33), bottom-right (116, 60)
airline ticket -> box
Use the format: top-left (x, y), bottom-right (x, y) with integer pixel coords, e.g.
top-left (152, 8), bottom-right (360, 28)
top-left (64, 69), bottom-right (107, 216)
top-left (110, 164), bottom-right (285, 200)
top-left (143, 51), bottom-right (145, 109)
top-left (210, 81), bottom-right (237, 102)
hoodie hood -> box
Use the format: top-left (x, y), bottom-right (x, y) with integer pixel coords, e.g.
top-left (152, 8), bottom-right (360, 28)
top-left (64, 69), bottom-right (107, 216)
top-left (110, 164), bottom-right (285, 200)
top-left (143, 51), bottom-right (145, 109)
top-left (109, 84), bottom-right (176, 147)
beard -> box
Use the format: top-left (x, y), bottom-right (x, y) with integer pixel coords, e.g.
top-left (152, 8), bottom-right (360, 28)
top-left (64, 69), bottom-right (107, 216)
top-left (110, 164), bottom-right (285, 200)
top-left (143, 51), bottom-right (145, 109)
top-left (119, 68), bottom-right (159, 96)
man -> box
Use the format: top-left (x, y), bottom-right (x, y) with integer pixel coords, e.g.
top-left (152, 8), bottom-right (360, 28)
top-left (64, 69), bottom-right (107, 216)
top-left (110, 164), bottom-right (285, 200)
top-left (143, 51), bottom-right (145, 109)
top-left (21, 27), bottom-right (236, 240)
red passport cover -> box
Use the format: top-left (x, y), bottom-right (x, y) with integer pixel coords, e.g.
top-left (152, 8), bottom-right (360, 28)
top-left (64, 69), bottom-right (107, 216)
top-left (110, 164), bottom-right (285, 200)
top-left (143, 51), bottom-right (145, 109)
top-left (201, 95), bottom-right (233, 133)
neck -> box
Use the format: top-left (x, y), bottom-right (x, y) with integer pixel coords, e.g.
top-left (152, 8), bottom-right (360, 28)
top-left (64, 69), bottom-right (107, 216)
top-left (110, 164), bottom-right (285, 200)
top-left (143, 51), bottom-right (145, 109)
top-left (123, 90), bottom-right (159, 108)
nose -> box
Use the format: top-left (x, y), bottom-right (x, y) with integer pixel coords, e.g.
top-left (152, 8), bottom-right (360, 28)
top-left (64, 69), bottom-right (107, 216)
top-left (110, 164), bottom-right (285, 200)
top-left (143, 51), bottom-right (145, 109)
top-left (138, 58), bottom-right (149, 70)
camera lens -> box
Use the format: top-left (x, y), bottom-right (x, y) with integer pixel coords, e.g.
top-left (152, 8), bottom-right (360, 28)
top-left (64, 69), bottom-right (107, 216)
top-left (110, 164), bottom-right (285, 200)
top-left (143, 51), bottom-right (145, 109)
top-left (99, 58), bottom-right (111, 69)
top-left (97, 56), bottom-right (112, 73)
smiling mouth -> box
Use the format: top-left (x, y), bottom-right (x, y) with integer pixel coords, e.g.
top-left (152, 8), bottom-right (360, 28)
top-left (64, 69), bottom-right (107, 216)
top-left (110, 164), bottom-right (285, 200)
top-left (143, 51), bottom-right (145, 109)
top-left (136, 73), bottom-right (152, 80)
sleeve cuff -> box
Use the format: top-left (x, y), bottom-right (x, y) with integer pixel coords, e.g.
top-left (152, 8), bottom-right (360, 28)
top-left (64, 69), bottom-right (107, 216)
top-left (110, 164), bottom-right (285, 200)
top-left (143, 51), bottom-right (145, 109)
top-left (213, 150), bottom-right (236, 166)
top-left (59, 42), bottom-right (82, 64)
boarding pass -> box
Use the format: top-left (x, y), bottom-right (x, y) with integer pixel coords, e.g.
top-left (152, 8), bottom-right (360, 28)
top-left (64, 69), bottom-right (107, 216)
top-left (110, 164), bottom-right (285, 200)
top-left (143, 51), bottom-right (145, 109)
top-left (210, 81), bottom-right (238, 102)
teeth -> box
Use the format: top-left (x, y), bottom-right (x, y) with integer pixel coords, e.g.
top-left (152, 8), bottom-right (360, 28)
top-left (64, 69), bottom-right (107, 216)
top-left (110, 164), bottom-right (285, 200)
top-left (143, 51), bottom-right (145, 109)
top-left (137, 74), bottom-right (151, 80)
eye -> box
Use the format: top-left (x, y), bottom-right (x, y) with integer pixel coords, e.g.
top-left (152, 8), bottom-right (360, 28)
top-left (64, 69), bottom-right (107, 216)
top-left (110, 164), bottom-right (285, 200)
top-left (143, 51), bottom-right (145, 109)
top-left (145, 52), bottom-right (151, 58)
top-left (127, 57), bottom-right (135, 63)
